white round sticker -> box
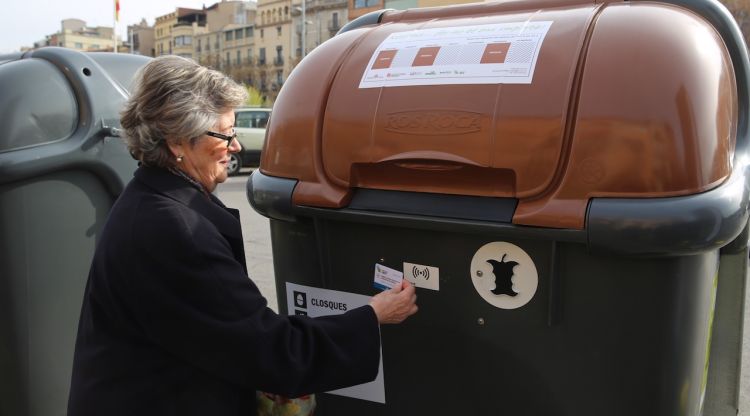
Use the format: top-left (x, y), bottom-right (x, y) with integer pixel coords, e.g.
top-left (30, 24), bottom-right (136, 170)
top-left (470, 241), bottom-right (538, 309)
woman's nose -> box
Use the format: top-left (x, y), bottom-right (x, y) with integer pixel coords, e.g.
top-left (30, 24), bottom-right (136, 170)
top-left (228, 137), bottom-right (242, 153)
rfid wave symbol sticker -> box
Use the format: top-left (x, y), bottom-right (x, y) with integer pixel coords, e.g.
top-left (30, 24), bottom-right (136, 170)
top-left (470, 241), bottom-right (538, 309)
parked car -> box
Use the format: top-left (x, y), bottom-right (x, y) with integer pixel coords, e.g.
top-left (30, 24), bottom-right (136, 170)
top-left (228, 107), bottom-right (271, 175)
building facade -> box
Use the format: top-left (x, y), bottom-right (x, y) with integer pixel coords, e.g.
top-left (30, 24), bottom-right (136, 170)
top-left (128, 19), bottom-right (155, 56)
top-left (193, 2), bottom-right (258, 91)
top-left (349, 0), bottom-right (480, 19)
top-left (222, 25), bottom-right (256, 72)
top-left (154, 11), bottom-right (179, 56)
top-left (348, 0), bottom-right (382, 20)
top-left (195, 31), bottom-right (223, 68)
top-left (206, 0), bottom-right (252, 29)
top-left (154, 8), bottom-right (208, 58)
top-left (35, 19), bottom-right (115, 52)
top-left (205, 0), bottom-right (257, 72)
top-left (292, 0), bottom-right (347, 58)
top-left (255, 0), bottom-right (293, 102)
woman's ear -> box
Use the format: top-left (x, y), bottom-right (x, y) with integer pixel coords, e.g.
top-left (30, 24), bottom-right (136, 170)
top-left (165, 139), bottom-right (182, 158)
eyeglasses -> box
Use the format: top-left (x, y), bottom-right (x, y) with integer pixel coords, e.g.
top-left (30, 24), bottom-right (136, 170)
top-left (205, 128), bottom-right (237, 147)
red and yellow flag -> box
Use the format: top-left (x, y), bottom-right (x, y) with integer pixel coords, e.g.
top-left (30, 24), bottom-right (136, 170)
top-left (115, 0), bottom-right (120, 22)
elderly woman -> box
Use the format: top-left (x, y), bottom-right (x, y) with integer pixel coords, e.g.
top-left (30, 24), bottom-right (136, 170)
top-left (67, 56), bottom-right (417, 416)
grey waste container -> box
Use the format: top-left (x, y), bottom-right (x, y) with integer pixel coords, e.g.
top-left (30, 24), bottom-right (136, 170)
top-left (0, 47), bottom-right (149, 416)
top-left (248, 0), bottom-right (749, 415)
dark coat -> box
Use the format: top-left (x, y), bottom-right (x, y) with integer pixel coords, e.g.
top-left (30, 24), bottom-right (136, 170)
top-left (67, 166), bottom-right (380, 416)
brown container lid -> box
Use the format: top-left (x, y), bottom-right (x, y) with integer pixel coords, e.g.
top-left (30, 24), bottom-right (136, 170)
top-left (261, 0), bottom-right (736, 229)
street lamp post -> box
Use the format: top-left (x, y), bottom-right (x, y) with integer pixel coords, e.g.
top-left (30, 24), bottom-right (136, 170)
top-left (301, 0), bottom-right (306, 57)
top-left (294, 3), bottom-right (311, 58)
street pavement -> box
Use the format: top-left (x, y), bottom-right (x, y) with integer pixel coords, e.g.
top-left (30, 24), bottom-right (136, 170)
top-left (217, 171), bottom-right (750, 415)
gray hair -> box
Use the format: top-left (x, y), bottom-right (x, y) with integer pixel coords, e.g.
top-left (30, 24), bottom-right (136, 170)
top-left (121, 55), bottom-right (247, 168)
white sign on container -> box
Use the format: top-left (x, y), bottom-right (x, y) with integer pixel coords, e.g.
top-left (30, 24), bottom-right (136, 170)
top-left (359, 21), bottom-right (553, 88)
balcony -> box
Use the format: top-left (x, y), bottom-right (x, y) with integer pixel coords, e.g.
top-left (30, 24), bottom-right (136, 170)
top-left (274, 57), bottom-right (284, 66)
top-left (258, 58), bottom-right (267, 66)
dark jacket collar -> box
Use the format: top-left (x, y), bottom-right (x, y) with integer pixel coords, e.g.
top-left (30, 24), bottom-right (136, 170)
top-left (133, 166), bottom-right (244, 243)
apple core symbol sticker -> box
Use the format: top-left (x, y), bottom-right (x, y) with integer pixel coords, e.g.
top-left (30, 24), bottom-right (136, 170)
top-left (470, 242), bottom-right (538, 309)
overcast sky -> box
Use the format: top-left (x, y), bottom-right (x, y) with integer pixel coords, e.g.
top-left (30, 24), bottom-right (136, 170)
top-left (1, 0), bottom-right (243, 54)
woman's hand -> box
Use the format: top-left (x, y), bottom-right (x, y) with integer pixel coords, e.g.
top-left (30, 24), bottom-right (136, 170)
top-left (369, 280), bottom-right (418, 324)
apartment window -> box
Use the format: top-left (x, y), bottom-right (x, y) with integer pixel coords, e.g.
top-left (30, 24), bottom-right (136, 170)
top-left (276, 70), bottom-right (283, 85)
top-left (260, 29), bottom-right (264, 39)
top-left (277, 26), bottom-right (282, 37)
top-left (259, 47), bottom-right (266, 65)
top-left (245, 27), bottom-right (253, 38)
top-left (235, 29), bottom-right (243, 39)
top-left (174, 35), bottom-right (192, 46)
top-left (247, 48), bottom-right (253, 63)
top-left (226, 52), bottom-right (231, 66)
top-left (332, 12), bottom-right (339, 28)
top-left (236, 50), bottom-right (241, 65)
top-left (225, 31), bottom-right (234, 41)
top-left (354, 0), bottom-right (378, 7)
top-left (275, 45), bottom-right (283, 66)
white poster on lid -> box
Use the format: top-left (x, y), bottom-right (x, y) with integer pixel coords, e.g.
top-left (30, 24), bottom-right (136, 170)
top-left (359, 21), bottom-right (553, 88)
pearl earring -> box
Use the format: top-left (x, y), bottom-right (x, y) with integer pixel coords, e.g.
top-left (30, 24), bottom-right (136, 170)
top-left (176, 155), bottom-right (184, 162)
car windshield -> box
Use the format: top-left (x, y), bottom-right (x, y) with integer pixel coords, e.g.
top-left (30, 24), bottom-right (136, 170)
top-left (236, 110), bottom-right (270, 129)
